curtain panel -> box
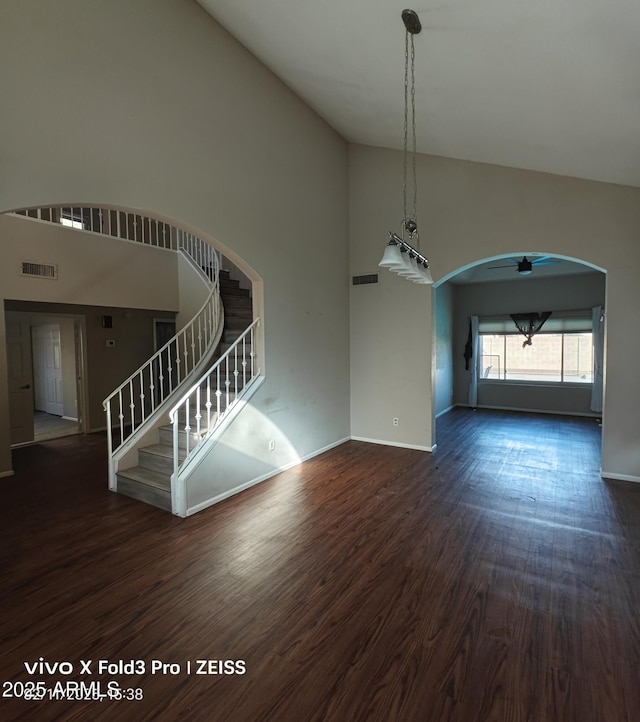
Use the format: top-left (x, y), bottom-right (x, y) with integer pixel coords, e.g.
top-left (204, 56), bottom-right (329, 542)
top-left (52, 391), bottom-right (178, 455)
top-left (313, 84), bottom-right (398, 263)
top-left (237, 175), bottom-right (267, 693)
top-left (591, 306), bottom-right (605, 413)
top-left (467, 315), bottom-right (479, 408)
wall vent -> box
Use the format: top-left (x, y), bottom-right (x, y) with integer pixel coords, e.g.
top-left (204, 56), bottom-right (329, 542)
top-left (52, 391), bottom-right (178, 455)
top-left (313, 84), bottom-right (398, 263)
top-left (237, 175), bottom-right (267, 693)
top-left (352, 274), bottom-right (379, 286)
top-left (20, 261), bottom-right (58, 280)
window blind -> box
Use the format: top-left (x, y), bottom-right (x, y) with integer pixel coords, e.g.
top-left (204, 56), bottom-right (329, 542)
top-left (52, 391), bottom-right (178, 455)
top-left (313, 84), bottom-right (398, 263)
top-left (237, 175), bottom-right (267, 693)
top-left (478, 310), bottom-right (593, 334)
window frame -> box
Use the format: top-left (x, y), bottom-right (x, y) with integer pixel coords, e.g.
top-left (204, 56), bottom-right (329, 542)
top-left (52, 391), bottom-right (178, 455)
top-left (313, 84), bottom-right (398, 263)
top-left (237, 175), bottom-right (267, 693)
top-left (478, 330), bottom-right (594, 386)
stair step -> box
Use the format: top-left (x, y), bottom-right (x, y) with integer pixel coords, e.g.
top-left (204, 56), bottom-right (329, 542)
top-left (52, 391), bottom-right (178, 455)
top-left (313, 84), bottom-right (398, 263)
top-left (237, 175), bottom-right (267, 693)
top-left (220, 285), bottom-right (250, 298)
top-left (225, 317), bottom-right (253, 328)
top-left (116, 467), bottom-right (172, 511)
top-left (223, 295), bottom-right (252, 309)
top-left (224, 308), bottom-right (253, 320)
top-left (224, 316), bottom-right (252, 331)
top-left (220, 344), bottom-right (253, 357)
top-left (222, 330), bottom-right (246, 344)
top-left (222, 339), bottom-right (251, 351)
top-left (118, 465), bottom-right (171, 490)
top-left (138, 443), bottom-right (185, 475)
top-left (159, 422), bottom-right (217, 449)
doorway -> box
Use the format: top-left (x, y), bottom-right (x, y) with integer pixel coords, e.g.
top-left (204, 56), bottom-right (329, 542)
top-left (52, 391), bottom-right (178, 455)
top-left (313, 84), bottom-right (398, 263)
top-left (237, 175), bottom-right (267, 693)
top-left (32, 323), bottom-right (64, 416)
top-left (433, 254), bottom-right (606, 451)
top-left (6, 310), bottom-right (87, 445)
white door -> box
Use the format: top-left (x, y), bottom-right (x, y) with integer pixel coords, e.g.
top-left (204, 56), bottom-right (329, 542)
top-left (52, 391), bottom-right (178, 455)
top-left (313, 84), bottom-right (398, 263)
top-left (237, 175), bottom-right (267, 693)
top-left (6, 320), bottom-right (35, 444)
top-left (32, 324), bottom-right (64, 416)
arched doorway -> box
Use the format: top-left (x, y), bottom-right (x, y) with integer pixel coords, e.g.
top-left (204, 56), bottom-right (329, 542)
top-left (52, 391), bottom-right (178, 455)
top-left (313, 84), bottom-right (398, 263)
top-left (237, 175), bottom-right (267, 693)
top-left (1, 204), bottom-right (262, 458)
top-left (433, 252), bottom-right (606, 458)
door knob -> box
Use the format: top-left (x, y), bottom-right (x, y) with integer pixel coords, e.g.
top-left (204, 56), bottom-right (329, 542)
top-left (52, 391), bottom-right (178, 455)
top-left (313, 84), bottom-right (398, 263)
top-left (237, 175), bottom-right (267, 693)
top-left (20, 384), bottom-right (31, 390)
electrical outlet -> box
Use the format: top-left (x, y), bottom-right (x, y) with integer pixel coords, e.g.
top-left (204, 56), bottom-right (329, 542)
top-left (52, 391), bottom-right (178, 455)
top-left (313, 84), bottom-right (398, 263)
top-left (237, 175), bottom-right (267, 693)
top-left (268, 440), bottom-right (276, 452)
top-left (392, 417), bottom-right (399, 427)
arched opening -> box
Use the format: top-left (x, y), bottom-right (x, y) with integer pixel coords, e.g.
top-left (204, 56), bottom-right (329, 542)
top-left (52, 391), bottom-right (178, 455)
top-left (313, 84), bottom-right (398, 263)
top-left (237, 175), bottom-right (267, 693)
top-left (1, 204), bottom-right (263, 460)
top-left (433, 251), bottom-right (606, 464)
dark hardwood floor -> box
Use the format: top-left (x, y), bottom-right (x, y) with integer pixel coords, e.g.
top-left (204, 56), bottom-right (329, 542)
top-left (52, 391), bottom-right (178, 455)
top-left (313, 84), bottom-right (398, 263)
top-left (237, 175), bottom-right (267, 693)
top-left (2, 408), bottom-right (640, 721)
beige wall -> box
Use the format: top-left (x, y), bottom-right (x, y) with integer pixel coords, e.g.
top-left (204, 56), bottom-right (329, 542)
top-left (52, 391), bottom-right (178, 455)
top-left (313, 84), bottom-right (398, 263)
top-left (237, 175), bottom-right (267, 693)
top-left (0, 0), bottom-right (350, 478)
top-left (434, 283), bottom-right (454, 417)
top-left (349, 144), bottom-right (640, 479)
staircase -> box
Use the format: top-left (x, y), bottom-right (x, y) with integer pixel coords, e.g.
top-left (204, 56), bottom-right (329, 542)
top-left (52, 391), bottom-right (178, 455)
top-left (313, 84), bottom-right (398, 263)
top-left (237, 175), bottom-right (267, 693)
top-left (8, 206), bottom-right (262, 516)
top-left (116, 270), bottom-right (253, 510)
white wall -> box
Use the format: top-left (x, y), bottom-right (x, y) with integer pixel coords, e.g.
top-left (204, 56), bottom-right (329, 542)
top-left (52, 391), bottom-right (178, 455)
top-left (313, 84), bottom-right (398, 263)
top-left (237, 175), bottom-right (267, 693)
top-left (0, 0), bottom-right (350, 478)
top-left (349, 144), bottom-right (640, 480)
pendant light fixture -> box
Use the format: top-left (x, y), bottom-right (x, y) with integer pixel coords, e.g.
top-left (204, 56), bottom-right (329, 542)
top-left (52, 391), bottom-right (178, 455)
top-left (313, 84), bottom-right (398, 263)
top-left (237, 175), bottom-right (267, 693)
top-left (379, 9), bottom-right (433, 285)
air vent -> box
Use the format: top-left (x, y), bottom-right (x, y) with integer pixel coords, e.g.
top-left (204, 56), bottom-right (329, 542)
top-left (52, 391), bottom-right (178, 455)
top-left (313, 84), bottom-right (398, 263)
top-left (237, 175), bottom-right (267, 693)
top-left (352, 274), bottom-right (379, 286)
top-left (20, 261), bottom-right (58, 280)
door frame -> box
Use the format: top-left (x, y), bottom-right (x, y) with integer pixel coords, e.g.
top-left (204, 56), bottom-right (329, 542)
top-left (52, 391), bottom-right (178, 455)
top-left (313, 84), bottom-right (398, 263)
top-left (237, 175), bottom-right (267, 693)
top-left (6, 310), bottom-right (89, 444)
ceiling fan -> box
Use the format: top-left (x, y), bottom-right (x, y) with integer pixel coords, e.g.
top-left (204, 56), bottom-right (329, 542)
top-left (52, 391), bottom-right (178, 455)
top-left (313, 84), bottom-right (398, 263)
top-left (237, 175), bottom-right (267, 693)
top-left (487, 256), bottom-right (560, 275)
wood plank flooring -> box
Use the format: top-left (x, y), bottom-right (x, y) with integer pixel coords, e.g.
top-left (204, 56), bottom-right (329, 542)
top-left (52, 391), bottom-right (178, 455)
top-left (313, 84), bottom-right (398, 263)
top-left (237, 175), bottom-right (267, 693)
top-left (33, 411), bottom-right (80, 443)
top-left (2, 408), bottom-right (640, 721)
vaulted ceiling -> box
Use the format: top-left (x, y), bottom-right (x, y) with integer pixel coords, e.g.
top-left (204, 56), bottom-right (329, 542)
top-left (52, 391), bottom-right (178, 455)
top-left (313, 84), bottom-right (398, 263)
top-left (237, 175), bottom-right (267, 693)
top-left (197, 1), bottom-right (640, 189)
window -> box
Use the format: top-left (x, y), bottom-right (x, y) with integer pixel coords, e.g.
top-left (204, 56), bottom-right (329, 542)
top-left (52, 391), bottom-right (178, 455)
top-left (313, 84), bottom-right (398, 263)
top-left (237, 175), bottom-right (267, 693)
top-left (479, 332), bottom-right (593, 383)
top-left (59, 208), bottom-right (86, 229)
top-left (60, 215), bottom-right (85, 229)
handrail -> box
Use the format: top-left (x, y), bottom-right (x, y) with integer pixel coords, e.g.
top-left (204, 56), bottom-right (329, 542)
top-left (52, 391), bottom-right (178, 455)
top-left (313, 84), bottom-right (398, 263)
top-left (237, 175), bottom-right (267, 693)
top-left (11, 205), bottom-right (258, 511)
top-left (169, 318), bottom-right (261, 487)
top-left (10, 206), bottom-right (224, 440)
top-left (102, 240), bottom-right (221, 460)
top-left (11, 206), bottom-right (179, 250)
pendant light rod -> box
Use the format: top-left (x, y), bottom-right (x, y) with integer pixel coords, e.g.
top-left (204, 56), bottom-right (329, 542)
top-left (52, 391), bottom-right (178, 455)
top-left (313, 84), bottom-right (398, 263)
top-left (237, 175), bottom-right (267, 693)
top-left (378, 9), bottom-right (433, 285)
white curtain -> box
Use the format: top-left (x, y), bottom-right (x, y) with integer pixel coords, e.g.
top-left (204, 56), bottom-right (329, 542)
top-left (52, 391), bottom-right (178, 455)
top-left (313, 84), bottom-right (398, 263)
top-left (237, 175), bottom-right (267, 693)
top-left (590, 305), bottom-right (605, 413)
top-left (468, 315), bottom-right (479, 408)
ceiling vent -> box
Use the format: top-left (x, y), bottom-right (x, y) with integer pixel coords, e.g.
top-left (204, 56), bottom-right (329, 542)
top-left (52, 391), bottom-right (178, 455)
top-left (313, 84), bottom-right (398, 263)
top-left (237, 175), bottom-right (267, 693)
top-left (20, 261), bottom-right (58, 280)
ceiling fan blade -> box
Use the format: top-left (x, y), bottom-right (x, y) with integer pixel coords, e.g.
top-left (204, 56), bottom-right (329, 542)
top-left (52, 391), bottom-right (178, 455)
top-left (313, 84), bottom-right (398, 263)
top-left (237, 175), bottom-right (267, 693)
top-left (531, 259), bottom-right (560, 266)
top-left (486, 263), bottom-right (517, 270)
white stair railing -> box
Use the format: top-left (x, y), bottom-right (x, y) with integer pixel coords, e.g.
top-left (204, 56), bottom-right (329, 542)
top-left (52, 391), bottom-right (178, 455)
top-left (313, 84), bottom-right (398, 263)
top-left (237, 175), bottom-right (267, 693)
top-left (10, 209), bottom-right (225, 454)
top-left (12, 206), bottom-right (179, 249)
top-left (10, 206), bottom-right (261, 507)
top-left (103, 240), bottom-right (221, 463)
top-left (169, 318), bottom-right (261, 511)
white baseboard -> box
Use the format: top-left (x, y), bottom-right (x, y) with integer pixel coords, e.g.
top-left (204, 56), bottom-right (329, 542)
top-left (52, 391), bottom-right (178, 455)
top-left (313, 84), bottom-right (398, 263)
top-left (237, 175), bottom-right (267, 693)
top-left (350, 436), bottom-right (435, 452)
top-left (300, 436), bottom-right (351, 462)
top-left (600, 470), bottom-right (640, 484)
top-left (0, 469), bottom-right (15, 478)
top-left (187, 473), bottom-right (280, 516)
top-left (62, 416), bottom-right (79, 422)
top-left (186, 436), bottom-right (351, 516)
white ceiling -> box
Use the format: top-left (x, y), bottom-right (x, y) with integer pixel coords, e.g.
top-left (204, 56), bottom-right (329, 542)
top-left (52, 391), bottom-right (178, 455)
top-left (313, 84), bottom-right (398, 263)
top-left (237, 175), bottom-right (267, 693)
top-left (197, 0), bottom-right (640, 188)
